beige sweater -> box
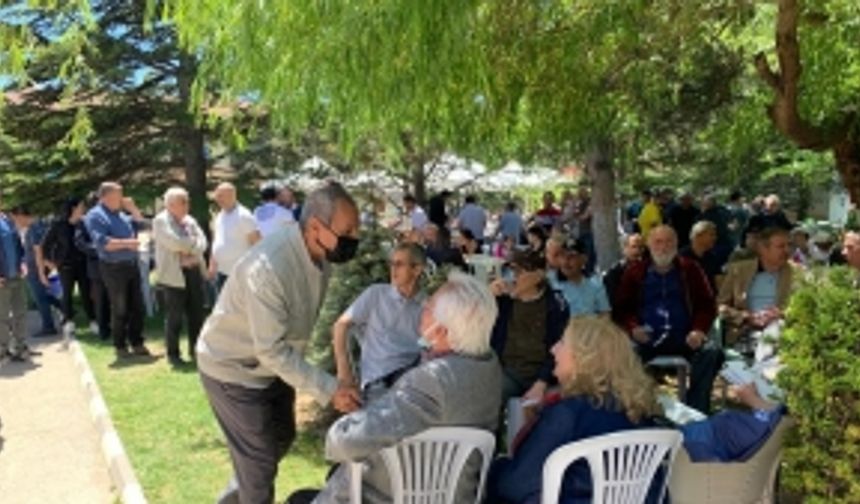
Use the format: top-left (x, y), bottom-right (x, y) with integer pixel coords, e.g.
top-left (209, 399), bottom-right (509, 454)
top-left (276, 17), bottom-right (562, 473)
top-left (152, 210), bottom-right (208, 288)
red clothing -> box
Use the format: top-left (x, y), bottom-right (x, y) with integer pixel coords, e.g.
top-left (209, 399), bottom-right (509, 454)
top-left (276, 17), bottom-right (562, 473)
top-left (535, 206), bottom-right (561, 217)
top-left (612, 256), bottom-right (716, 336)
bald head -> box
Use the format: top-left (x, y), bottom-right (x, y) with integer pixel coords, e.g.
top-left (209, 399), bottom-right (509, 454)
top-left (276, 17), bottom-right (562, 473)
top-left (214, 182), bottom-right (237, 211)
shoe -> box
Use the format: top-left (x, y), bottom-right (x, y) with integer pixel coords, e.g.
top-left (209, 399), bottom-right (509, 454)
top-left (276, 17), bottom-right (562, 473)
top-left (115, 347), bottom-right (132, 359)
top-left (89, 321), bottom-right (99, 334)
top-left (131, 345), bottom-right (152, 357)
top-left (9, 352), bottom-right (29, 362)
top-left (168, 355), bottom-right (187, 367)
top-left (62, 321), bottom-right (76, 339)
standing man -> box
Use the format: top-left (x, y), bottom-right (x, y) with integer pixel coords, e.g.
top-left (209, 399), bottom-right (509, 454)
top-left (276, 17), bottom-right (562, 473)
top-left (427, 190), bottom-right (452, 229)
top-left (84, 182), bottom-right (151, 358)
top-left (197, 182), bottom-right (362, 504)
top-left (9, 206), bottom-right (60, 338)
top-left (209, 182), bottom-right (260, 291)
top-left (534, 191), bottom-right (562, 230)
top-left (496, 201), bottom-right (524, 243)
top-left (0, 200), bottom-right (29, 362)
top-left (456, 194), bottom-right (488, 246)
top-left (254, 181), bottom-right (295, 238)
top-left (153, 187), bottom-right (208, 366)
top-left (400, 194), bottom-right (428, 231)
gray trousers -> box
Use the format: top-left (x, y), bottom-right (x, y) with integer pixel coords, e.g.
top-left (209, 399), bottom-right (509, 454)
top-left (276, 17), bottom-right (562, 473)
top-left (200, 372), bottom-right (297, 504)
top-left (0, 278), bottom-right (28, 356)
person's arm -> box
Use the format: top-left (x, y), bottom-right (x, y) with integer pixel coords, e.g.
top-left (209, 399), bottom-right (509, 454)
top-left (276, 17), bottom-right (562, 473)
top-left (152, 215), bottom-right (195, 254)
top-left (686, 262), bottom-right (717, 348)
top-left (244, 262), bottom-right (354, 409)
top-left (717, 265), bottom-right (749, 328)
top-left (190, 218), bottom-right (208, 255)
top-left (33, 244), bottom-right (49, 286)
top-left (332, 313), bottom-right (356, 387)
top-left (325, 364), bottom-right (445, 462)
top-left (242, 214), bottom-right (261, 245)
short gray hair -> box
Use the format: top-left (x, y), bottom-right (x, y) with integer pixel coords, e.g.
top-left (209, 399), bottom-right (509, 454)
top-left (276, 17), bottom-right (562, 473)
top-left (98, 182), bottom-right (122, 198)
top-left (432, 271), bottom-right (497, 356)
top-left (163, 186), bottom-right (189, 206)
top-left (392, 242), bottom-right (426, 266)
top-left (299, 182), bottom-right (357, 229)
top-left (690, 220), bottom-right (716, 240)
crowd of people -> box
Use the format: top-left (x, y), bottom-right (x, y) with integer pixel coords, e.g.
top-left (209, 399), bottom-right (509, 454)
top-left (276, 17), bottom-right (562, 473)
top-left (2, 178), bottom-right (860, 503)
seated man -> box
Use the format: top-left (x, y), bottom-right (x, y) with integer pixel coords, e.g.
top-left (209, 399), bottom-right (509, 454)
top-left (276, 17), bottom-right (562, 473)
top-left (603, 232), bottom-right (644, 310)
top-left (332, 243), bottom-right (427, 404)
top-left (553, 236), bottom-right (610, 318)
top-left (292, 272), bottom-right (503, 504)
top-left (489, 250), bottom-right (569, 404)
top-left (718, 226), bottom-right (797, 366)
top-left (613, 225), bottom-right (723, 413)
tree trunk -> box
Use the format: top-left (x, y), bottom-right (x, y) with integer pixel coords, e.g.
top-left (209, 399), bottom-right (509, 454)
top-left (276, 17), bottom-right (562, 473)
top-left (178, 51), bottom-right (210, 235)
top-left (411, 162), bottom-right (427, 205)
top-left (587, 141), bottom-right (621, 272)
top-left (755, 0), bottom-right (860, 203)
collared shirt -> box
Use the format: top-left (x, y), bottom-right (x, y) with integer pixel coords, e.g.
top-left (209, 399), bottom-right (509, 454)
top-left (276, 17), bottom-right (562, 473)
top-left (212, 204), bottom-right (258, 275)
top-left (0, 215), bottom-right (24, 279)
top-left (457, 203), bottom-right (487, 241)
top-left (408, 207), bottom-right (429, 230)
top-left (84, 203), bottom-right (139, 263)
top-left (346, 284), bottom-right (426, 387)
top-left (555, 275), bottom-right (610, 318)
top-left (498, 211), bottom-right (524, 241)
top-left (253, 202), bottom-right (294, 238)
top-left (748, 271), bottom-right (779, 313)
top-left (638, 266), bottom-right (691, 347)
top-left (196, 223), bottom-right (337, 403)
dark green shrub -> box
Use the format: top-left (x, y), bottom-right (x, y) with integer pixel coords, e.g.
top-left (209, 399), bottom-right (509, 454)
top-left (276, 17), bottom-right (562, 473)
top-left (779, 266), bottom-right (860, 503)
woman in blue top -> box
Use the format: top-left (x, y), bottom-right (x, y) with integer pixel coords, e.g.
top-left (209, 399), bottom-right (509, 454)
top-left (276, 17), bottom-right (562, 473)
top-left (487, 316), bottom-right (663, 504)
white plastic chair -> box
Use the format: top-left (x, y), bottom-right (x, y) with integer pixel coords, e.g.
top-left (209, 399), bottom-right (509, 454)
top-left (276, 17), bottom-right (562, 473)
top-left (542, 429), bottom-right (683, 504)
top-left (349, 427), bottom-right (496, 504)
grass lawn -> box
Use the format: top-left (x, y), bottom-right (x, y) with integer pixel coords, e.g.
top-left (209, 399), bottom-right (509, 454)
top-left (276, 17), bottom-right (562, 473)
top-left (76, 319), bottom-right (330, 504)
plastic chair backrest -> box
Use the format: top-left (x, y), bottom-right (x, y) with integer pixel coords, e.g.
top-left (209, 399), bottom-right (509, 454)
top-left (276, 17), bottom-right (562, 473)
top-left (668, 417), bottom-right (793, 504)
top-left (542, 429), bottom-right (683, 504)
top-left (349, 427), bottom-right (496, 504)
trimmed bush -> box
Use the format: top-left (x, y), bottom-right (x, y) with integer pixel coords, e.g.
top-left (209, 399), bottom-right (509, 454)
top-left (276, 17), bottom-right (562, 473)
top-left (779, 266), bottom-right (860, 503)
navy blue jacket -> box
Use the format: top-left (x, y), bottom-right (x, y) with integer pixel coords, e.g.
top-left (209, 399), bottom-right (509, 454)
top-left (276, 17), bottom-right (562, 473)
top-left (487, 396), bottom-right (663, 504)
top-left (491, 289), bottom-right (569, 385)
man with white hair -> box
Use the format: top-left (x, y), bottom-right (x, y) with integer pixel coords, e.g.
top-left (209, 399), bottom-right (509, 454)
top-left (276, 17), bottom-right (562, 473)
top-left (208, 182), bottom-right (260, 291)
top-left (613, 225), bottom-right (723, 413)
top-left (198, 182), bottom-right (362, 504)
top-left (289, 271), bottom-right (503, 504)
top-left (153, 187), bottom-right (209, 366)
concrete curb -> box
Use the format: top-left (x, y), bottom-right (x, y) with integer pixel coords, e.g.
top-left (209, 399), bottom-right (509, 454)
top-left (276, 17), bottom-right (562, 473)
top-left (69, 338), bottom-right (148, 504)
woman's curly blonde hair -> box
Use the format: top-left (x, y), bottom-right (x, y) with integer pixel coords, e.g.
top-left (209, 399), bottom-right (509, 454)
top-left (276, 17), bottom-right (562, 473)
top-left (559, 316), bottom-right (660, 423)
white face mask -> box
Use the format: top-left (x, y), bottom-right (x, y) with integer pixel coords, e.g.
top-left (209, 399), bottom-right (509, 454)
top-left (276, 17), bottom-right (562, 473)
top-left (419, 322), bottom-right (438, 350)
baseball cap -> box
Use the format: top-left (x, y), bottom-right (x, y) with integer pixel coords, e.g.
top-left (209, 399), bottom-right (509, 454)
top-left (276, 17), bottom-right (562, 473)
top-left (560, 236), bottom-right (587, 255)
top-left (507, 250), bottom-right (546, 271)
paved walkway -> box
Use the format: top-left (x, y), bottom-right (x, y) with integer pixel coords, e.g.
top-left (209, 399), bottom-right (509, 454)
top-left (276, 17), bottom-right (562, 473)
top-left (0, 313), bottom-right (115, 504)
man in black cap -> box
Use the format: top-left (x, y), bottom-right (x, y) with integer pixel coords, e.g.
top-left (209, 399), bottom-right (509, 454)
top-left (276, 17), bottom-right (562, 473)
top-left (553, 236), bottom-right (611, 318)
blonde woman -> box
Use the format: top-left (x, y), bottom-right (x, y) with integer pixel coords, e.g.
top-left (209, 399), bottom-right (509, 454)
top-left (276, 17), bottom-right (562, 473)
top-left (487, 316), bottom-right (663, 504)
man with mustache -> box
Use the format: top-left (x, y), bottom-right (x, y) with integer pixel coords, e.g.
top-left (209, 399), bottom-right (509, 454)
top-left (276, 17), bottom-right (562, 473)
top-left (613, 225), bottom-right (724, 413)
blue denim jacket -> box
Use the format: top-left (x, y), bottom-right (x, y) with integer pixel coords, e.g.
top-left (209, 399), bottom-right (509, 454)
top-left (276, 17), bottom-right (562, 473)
top-left (0, 215), bottom-right (25, 279)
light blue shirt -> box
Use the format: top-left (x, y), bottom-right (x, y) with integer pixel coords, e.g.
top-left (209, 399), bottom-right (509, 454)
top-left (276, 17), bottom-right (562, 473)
top-left (84, 204), bottom-right (139, 263)
top-left (346, 284), bottom-right (426, 387)
top-left (498, 211), bottom-right (524, 241)
top-left (555, 275), bottom-right (611, 317)
top-left (748, 271), bottom-right (779, 313)
top-left (457, 204), bottom-right (487, 241)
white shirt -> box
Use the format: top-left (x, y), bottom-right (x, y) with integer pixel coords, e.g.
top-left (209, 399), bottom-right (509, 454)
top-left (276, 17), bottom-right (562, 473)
top-left (457, 203), bottom-right (487, 241)
top-left (212, 204), bottom-right (258, 275)
top-left (408, 207), bottom-right (429, 230)
top-left (254, 202), bottom-right (294, 238)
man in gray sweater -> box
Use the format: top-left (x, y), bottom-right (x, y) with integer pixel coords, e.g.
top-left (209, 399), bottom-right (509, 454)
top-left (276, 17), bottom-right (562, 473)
top-left (197, 182), bottom-right (362, 504)
top-left (288, 271), bottom-right (503, 504)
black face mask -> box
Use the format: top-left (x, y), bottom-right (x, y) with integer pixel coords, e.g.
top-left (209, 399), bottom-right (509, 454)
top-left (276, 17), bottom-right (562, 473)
top-left (318, 222), bottom-right (359, 264)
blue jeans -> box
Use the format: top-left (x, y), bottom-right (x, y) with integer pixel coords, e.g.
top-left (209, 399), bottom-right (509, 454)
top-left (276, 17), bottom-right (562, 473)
top-left (26, 273), bottom-right (59, 332)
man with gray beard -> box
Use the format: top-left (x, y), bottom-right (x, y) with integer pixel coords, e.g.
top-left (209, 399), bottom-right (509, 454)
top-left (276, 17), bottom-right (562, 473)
top-left (612, 225), bottom-right (724, 413)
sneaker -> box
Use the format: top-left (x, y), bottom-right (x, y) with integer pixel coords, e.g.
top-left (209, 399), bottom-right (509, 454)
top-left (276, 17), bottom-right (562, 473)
top-left (62, 321), bottom-right (76, 339)
top-left (88, 321), bottom-right (99, 334)
top-left (131, 345), bottom-right (152, 357)
top-left (115, 347), bottom-right (133, 359)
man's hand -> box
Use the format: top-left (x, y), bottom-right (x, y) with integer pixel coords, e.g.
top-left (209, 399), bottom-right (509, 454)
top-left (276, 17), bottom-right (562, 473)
top-left (332, 385), bottom-right (362, 413)
top-left (125, 238), bottom-right (140, 251)
top-left (523, 380), bottom-right (548, 403)
top-left (631, 326), bottom-right (651, 344)
top-left (686, 330), bottom-right (707, 350)
top-left (489, 278), bottom-right (510, 297)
